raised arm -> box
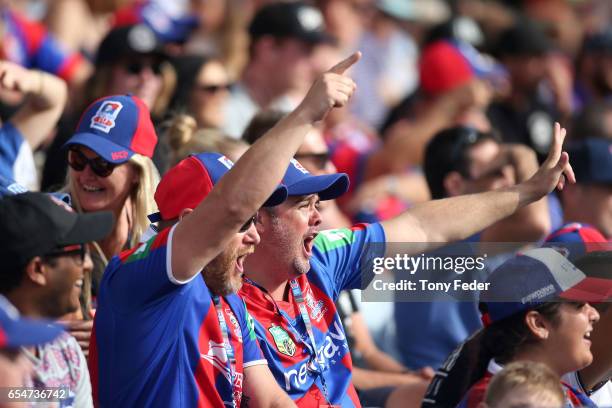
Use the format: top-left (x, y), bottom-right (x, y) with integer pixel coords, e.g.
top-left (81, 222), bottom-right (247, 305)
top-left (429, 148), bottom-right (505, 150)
top-left (0, 60), bottom-right (67, 150)
top-left (381, 123), bottom-right (574, 252)
top-left (172, 53), bottom-right (361, 281)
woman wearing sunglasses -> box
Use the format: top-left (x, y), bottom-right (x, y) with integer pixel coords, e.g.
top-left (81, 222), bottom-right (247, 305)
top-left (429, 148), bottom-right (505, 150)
top-left (62, 94), bottom-right (160, 323)
top-left (168, 55), bottom-right (231, 130)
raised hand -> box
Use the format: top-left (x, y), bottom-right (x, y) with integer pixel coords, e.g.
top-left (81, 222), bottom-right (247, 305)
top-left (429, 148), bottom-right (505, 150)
top-left (296, 51), bottom-right (361, 123)
top-left (523, 122), bottom-right (575, 198)
top-left (0, 60), bottom-right (40, 94)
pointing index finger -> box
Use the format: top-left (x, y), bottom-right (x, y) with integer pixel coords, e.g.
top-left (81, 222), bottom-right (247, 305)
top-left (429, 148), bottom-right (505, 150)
top-left (327, 51), bottom-right (362, 75)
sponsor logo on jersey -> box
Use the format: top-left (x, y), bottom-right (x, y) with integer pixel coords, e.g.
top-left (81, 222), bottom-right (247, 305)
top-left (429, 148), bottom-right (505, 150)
top-left (305, 288), bottom-right (328, 322)
top-left (269, 325), bottom-right (296, 357)
top-left (201, 340), bottom-right (231, 383)
top-left (282, 320), bottom-right (347, 391)
top-left (225, 308), bottom-right (243, 343)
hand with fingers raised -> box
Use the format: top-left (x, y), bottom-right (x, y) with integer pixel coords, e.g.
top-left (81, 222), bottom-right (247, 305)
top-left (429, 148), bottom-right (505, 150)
top-left (521, 122), bottom-right (576, 203)
top-left (296, 51), bottom-right (361, 123)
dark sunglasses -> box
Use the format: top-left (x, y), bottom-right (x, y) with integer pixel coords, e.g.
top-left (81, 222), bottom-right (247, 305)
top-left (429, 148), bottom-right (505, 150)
top-left (68, 148), bottom-right (117, 178)
top-left (294, 152), bottom-right (330, 171)
top-left (195, 83), bottom-right (232, 93)
top-left (239, 213), bottom-right (258, 233)
top-left (125, 61), bottom-right (163, 76)
top-left (43, 244), bottom-right (86, 266)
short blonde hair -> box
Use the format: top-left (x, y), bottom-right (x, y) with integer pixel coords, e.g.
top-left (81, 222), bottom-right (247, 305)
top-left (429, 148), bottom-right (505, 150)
top-left (165, 113), bottom-right (249, 164)
top-left (485, 361), bottom-right (565, 407)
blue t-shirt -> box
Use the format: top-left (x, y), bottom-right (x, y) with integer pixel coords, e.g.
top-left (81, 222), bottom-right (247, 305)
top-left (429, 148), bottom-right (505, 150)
top-left (91, 226), bottom-right (267, 407)
top-left (239, 223), bottom-right (386, 406)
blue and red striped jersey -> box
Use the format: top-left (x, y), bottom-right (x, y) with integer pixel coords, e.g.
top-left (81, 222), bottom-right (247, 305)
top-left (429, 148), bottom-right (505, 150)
top-left (239, 223), bottom-right (386, 406)
top-left (90, 226), bottom-right (267, 407)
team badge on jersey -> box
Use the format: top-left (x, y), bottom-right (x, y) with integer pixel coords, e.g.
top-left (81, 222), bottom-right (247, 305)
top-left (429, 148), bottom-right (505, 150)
top-left (268, 326), bottom-right (296, 357)
top-left (91, 101), bottom-right (123, 133)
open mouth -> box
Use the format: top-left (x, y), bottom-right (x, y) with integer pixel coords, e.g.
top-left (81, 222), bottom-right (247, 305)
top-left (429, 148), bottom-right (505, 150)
top-left (235, 254), bottom-right (248, 274)
top-left (82, 184), bottom-right (104, 193)
top-left (75, 278), bottom-right (84, 289)
top-left (583, 329), bottom-right (592, 345)
top-left (303, 232), bottom-right (318, 258)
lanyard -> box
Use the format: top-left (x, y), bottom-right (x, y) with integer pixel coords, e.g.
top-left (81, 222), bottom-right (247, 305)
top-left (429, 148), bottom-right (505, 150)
top-left (243, 277), bottom-right (334, 405)
top-left (212, 296), bottom-right (236, 408)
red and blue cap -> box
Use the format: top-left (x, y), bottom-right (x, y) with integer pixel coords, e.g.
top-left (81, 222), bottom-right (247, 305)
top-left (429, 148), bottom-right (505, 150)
top-left (0, 295), bottom-right (62, 348)
top-left (419, 39), bottom-right (506, 95)
top-left (64, 94), bottom-right (158, 164)
top-left (545, 223), bottom-right (609, 261)
top-left (148, 152), bottom-right (288, 222)
top-left (480, 248), bottom-right (612, 324)
top-left (282, 159), bottom-right (349, 200)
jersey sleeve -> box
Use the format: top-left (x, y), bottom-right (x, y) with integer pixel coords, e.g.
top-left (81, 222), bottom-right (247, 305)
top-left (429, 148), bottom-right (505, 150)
top-left (102, 225), bottom-right (195, 310)
top-left (0, 123), bottom-right (25, 181)
top-left (312, 223), bottom-right (386, 298)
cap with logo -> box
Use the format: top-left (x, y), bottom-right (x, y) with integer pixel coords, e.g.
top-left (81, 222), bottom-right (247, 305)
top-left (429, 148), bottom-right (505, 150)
top-left (545, 223), bottom-right (609, 261)
top-left (0, 295), bottom-right (62, 348)
top-left (479, 248), bottom-right (612, 324)
top-left (282, 159), bottom-right (349, 200)
top-left (0, 192), bottom-right (114, 271)
top-left (96, 24), bottom-right (167, 66)
top-left (148, 152), bottom-right (288, 223)
top-left (249, 1), bottom-right (334, 44)
top-left (64, 94), bottom-right (158, 164)
top-left (567, 138), bottom-right (612, 185)
top-left (419, 39), bottom-right (506, 95)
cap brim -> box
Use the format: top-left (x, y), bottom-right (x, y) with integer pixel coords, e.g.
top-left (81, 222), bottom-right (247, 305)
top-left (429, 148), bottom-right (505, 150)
top-left (298, 31), bottom-right (336, 45)
top-left (264, 185), bottom-right (288, 207)
top-left (286, 173), bottom-right (349, 201)
top-left (64, 133), bottom-right (134, 164)
top-left (60, 211), bottom-right (114, 247)
top-left (5, 317), bottom-right (63, 348)
top-left (560, 277), bottom-right (612, 303)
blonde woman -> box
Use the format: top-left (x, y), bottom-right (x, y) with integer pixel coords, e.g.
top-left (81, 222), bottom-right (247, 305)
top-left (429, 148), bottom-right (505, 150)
top-left (62, 95), bottom-right (159, 335)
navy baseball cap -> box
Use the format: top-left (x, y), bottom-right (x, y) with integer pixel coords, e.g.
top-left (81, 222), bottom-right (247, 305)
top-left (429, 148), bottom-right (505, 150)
top-left (249, 1), bottom-right (334, 44)
top-left (64, 95), bottom-right (158, 164)
top-left (567, 138), bottom-right (612, 185)
top-left (480, 248), bottom-right (612, 324)
top-left (282, 159), bottom-right (349, 200)
top-left (0, 296), bottom-right (62, 348)
top-left (148, 152), bottom-right (288, 222)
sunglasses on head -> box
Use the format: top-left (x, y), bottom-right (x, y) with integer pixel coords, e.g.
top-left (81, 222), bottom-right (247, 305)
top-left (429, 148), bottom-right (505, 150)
top-left (195, 83), bottom-right (232, 93)
top-left (42, 244), bottom-right (86, 266)
top-left (125, 61), bottom-right (163, 76)
top-left (239, 213), bottom-right (258, 233)
top-left (68, 148), bottom-right (117, 178)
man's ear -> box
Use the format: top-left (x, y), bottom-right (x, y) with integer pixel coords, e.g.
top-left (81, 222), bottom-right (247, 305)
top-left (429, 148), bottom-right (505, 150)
top-left (24, 257), bottom-right (48, 287)
top-left (178, 208), bottom-right (194, 221)
top-left (443, 171), bottom-right (466, 197)
top-left (525, 310), bottom-right (551, 340)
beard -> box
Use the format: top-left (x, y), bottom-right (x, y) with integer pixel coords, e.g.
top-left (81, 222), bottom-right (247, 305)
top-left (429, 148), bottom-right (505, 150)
top-left (269, 215), bottom-right (311, 277)
top-left (203, 244), bottom-right (252, 296)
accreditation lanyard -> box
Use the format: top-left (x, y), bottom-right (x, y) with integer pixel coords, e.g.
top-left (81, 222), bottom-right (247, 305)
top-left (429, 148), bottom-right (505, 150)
top-left (243, 277), bottom-right (334, 406)
top-left (212, 296), bottom-right (236, 407)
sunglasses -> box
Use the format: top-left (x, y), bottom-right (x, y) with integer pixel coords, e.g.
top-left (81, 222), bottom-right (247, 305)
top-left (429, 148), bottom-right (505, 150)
top-left (43, 244), bottom-right (86, 266)
top-left (195, 83), bottom-right (232, 93)
top-left (125, 61), bottom-right (163, 76)
top-left (68, 148), bottom-right (117, 178)
top-left (239, 213), bottom-right (258, 233)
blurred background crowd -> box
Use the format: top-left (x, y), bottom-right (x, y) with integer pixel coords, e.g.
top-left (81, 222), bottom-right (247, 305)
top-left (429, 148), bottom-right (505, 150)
top-left (1, 0), bottom-right (612, 406)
